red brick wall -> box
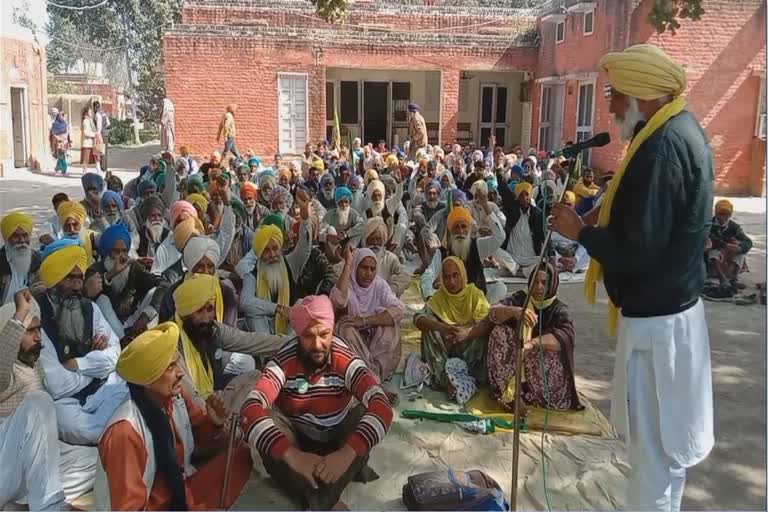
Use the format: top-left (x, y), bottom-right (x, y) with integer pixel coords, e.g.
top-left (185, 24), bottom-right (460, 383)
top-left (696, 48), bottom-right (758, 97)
top-left (531, 0), bottom-right (767, 195)
top-left (164, 32), bottom-right (537, 159)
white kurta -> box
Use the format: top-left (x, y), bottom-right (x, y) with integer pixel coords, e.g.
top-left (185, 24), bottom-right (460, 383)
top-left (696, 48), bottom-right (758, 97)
top-left (38, 301), bottom-right (128, 445)
top-left (613, 299), bottom-right (714, 511)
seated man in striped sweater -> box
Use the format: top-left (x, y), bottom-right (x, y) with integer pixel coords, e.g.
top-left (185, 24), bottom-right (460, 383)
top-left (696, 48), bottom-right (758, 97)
top-left (241, 295), bottom-right (393, 511)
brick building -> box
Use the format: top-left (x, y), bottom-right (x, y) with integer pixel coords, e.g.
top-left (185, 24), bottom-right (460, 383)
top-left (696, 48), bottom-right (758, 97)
top-left (1, 0), bottom-right (49, 174)
top-left (164, 0), bottom-right (767, 195)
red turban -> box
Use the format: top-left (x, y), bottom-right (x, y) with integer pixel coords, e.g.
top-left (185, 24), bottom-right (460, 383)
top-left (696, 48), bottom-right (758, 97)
top-left (240, 182), bottom-right (258, 200)
top-left (289, 295), bottom-right (335, 335)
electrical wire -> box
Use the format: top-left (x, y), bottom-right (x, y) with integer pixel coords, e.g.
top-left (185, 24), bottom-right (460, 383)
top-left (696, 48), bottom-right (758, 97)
top-left (48, 0), bottom-right (108, 10)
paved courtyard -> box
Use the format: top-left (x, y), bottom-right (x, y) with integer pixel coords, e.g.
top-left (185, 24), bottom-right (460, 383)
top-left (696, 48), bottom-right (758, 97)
top-left (0, 146), bottom-right (765, 510)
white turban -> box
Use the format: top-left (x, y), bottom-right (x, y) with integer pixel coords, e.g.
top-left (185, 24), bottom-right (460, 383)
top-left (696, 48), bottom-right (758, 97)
top-left (182, 236), bottom-right (220, 271)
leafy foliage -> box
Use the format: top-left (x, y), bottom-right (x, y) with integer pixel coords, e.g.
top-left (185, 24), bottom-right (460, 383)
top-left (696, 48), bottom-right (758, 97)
top-left (43, 0), bottom-right (183, 125)
top-left (648, 0), bottom-right (705, 35)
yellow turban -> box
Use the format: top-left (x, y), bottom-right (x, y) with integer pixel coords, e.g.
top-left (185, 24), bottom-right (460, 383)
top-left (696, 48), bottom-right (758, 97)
top-left (173, 273), bottom-right (223, 397)
top-left (514, 182), bottom-right (533, 199)
top-left (116, 322), bottom-right (179, 386)
top-left (186, 193), bottom-right (209, 214)
top-left (173, 217), bottom-right (202, 252)
top-left (364, 169), bottom-right (379, 185)
top-left (386, 154), bottom-right (399, 168)
top-left (1, 212), bottom-right (33, 241)
top-left (563, 190), bottom-right (577, 206)
top-left (253, 224), bottom-right (284, 258)
top-left (715, 199), bottom-right (733, 215)
top-left (311, 157), bottom-right (324, 169)
top-left (447, 205), bottom-right (472, 231)
top-left (40, 245), bottom-right (87, 288)
top-left (599, 44), bottom-right (687, 100)
top-left (174, 273), bottom-right (222, 318)
top-left (57, 201), bottom-right (86, 226)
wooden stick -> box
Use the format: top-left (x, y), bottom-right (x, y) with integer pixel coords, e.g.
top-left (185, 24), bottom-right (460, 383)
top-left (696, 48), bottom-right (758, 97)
top-left (219, 412), bottom-right (240, 510)
top-left (509, 153), bottom-right (581, 510)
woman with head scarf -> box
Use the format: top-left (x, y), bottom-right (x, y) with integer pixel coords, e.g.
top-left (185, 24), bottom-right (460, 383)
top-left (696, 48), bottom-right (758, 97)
top-left (485, 262), bottom-right (582, 411)
top-left (414, 257), bottom-right (492, 401)
top-left (331, 247), bottom-right (404, 401)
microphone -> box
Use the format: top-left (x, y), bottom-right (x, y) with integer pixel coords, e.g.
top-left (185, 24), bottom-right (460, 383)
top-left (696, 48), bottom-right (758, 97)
top-left (555, 132), bottom-right (611, 158)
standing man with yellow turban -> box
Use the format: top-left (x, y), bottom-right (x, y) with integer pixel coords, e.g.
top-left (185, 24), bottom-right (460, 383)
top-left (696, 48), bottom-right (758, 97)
top-left (420, 202), bottom-right (506, 304)
top-left (550, 44), bottom-right (714, 512)
top-left (1, 212), bottom-right (41, 305)
top-left (95, 322), bottom-right (252, 510)
top-left (34, 241), bottom-right (128, 445)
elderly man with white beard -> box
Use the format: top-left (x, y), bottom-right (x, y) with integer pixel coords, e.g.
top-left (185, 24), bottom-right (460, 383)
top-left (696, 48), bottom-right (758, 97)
top-left (420, 204), bottom-right (507, 305)
top-left (136, 195), bottom-right (170, 261)
top-left (365, 176), bottom-right (408, 257)
top-left (362, 218), bottom-right (410, 297)
top-left (321, 186), bottom-right (365, 249)
top-left (33, 240), bottom-right (128, 445)
top-left (411, 179), bottom-right (445, 273)
top-left (318, 173), bottom-right (338, 211)
top-left (56, 201), bottom-right (99, 266)
top-left (1, 213), bottom-right (41, 305)
top-left (239, 193), bottom-right (313, 336)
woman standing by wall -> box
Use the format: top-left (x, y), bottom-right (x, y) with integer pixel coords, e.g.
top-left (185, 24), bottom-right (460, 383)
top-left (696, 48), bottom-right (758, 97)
top-left (80, 106), bottom-right (96, 174)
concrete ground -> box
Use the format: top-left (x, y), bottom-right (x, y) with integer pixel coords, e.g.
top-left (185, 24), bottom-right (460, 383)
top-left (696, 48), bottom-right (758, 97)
top-left (1, 146), bottom-right (766, 510)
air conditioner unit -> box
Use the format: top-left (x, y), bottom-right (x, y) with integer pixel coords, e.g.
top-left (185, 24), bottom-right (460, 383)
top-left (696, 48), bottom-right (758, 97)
top-left (759, 113), bottom-right (766, 139)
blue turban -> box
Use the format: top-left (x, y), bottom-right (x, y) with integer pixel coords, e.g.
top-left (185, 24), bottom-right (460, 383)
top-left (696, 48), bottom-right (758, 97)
top-left (510, 164), bottom-right (525, 179)
top-left (334, 187), bottom-right (352, 205)
top-left (338, 162), bottom-right (349, 171)
top-left (397, 151), bottom-right (406, 159)
top-left (98, 223), bottom-right (131, 259)
top-left (248, 157), bottom-right (261, 168)
top-left (507, 179), bottom-right (519, 191)
top-left (137, 179), bottom-right (157, 197)
top-left (349, 175), bottom-right (363, 189)
top-left (41, 238), bottom-right (81, 261)
top-left (425, 180), bottom-right (441, 194)
top-left (408, 102), bottom-right (420, 112)
top-left (450, 189), bottom-right (467, 205)
top-left (101, 190), bottom-right (124, 212)
top-left (81, 172), bottom-right (104, 193)
top-left (320, 173), bottom-right (335, 187)
top-left (486, 178), bottom-right (499, 192)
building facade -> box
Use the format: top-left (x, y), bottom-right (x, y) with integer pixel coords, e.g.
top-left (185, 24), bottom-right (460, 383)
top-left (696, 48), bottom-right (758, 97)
top-left (0, 0), bottom-right (50, 174)
top-left (164, 0), bottom-right (766, 195)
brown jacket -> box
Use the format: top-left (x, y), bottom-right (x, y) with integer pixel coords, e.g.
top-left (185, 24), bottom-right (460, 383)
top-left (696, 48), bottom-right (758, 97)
top-left (409, 111), bottom-right (428, 148)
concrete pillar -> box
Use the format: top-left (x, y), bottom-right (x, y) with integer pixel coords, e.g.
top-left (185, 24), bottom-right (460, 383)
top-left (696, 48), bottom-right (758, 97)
top-left (520, 101), bottom-right (532, 151)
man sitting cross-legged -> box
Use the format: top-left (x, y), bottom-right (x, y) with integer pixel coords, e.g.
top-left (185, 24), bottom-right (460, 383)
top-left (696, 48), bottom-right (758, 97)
top-left (331, 247), bottom-right (405, 403)
top-left (35, 240), bottom-right (128, 445)
top-left (415, 257), bottom-right (492, 402)
top-left (95, 322), bottom-right (252, 510)
top-left (241, 295), bottom-right (393, 511)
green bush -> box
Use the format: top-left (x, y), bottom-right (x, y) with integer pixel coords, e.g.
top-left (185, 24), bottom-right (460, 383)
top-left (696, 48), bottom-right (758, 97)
top-left (140, 126), bottom-right (159, 144)
top-left (108, 118), bottom-right (134, 145)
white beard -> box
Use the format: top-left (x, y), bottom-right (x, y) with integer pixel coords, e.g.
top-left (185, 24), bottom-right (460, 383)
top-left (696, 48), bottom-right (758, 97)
top-left (6, 244), bottom-right (32, 276)
top-left (146, 220), bottom-right (165, 243)
top-left (368, 244), bottom-right (382, 255)
top-left (323, 189), bottom-right (334, 201)
top-left (369, 200), bottom-right (385, 217)
top-left (426, 199), bottom-right (439, 209)
top-left (246, 203), bottom-right (256, 215)
top-left (616, 97), bottom-right (646, 142)
top-left (258, 259), bottom-right (286, 298)
top-left (210, 203), bottom-right (224, 219)
top-left (449, 235), bottom-right (471, 261)
top-left (103, 257), bottom-right (130, 293)
top-left (337, 206), bottom-right (351, 227)
top-left (105, 211), bottom-right (121, 225)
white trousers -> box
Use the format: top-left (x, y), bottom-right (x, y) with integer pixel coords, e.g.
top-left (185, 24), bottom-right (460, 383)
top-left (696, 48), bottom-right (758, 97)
top-left (627, 350), bottom-right (687, 511)
top-left (0, 392), bottom-right (67, 511)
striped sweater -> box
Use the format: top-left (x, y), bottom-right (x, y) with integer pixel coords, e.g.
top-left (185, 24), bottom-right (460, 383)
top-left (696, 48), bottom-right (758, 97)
top-left (240, 336), bottom-right (393, 458)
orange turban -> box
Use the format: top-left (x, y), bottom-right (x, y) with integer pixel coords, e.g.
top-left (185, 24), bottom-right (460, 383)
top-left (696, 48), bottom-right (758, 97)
top-left (447, 206), bottom-right (472, 230)
top-left (240, 182), bottom-right (258, 200)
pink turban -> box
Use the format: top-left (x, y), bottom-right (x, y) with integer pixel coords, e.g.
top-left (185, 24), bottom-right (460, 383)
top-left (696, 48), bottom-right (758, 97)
top-left (170, 200), bottom-right (198, 228)
top-left (289, 295), bottom-right (335, 335)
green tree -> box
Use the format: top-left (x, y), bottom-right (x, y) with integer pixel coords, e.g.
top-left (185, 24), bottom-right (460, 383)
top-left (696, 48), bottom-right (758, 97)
top-left (648, 0), bottom-right (705, 34)
top-left (43, 0), bottom-right (183, 140)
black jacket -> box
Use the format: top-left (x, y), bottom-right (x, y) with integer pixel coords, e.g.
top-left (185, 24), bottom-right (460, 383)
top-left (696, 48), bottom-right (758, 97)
top-left (578, 110), bottom-right (714, 317)
top-left (496, 171), bottom-right (551, 258)
top-left (709, 219), bottom-right (752, 254)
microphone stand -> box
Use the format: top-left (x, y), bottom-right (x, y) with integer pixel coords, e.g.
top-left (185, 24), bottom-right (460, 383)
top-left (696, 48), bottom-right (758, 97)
top-left (509, 152), bottom-right (582, 511)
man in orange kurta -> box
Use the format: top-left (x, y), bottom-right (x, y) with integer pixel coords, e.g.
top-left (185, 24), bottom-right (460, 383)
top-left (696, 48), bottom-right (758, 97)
top-left (96, 322), bottom-right (252, 511)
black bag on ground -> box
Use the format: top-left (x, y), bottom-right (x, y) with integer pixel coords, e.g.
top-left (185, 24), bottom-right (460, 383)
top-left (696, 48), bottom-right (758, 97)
top-left (402, 469), bottom-right (509, 511)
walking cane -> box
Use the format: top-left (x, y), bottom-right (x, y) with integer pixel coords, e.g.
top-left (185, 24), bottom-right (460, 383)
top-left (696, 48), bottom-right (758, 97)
top-left (219, 412), bottom-right (240, 510)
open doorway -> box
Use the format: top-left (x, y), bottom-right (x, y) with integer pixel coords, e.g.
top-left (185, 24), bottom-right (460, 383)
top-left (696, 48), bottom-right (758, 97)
top-left (10, 87), bottom-right (27, 167)
top-left (363, 81), bottom-right (388, 146)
